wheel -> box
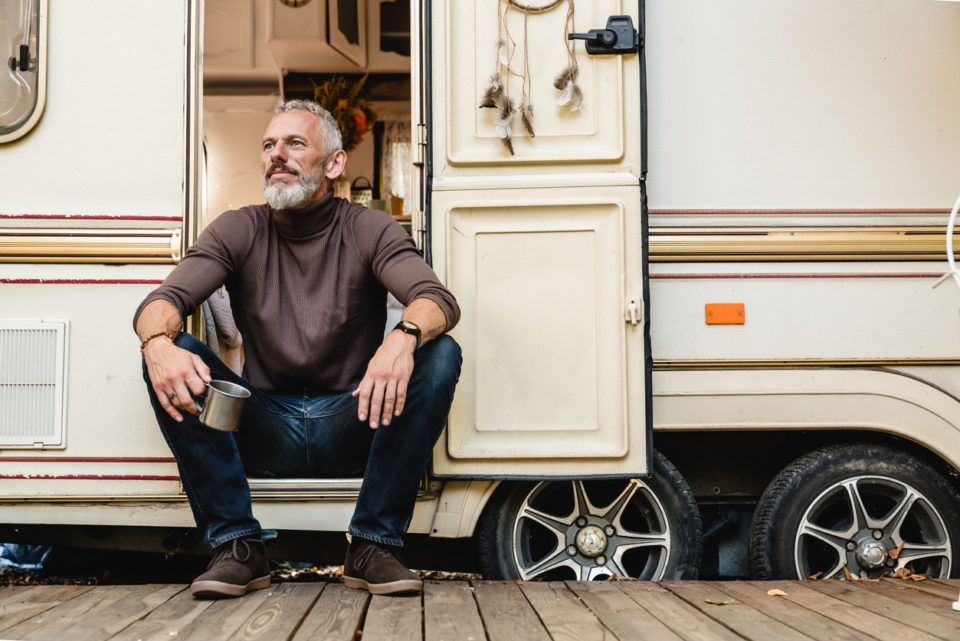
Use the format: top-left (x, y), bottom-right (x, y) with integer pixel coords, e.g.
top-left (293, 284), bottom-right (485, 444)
top-left (477, 450), bottom-right (702, 580)
top-left (750, 443), bottom-right (960, 580)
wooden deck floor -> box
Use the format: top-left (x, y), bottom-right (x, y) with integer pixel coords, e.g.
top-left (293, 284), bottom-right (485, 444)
top-left (1, 578), bottom-right (959, 641)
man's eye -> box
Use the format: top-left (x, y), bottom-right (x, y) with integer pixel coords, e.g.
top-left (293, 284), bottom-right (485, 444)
top-left (291, 140), bottom-right (304, 147)
top-left (263, 142), bottom-right (274, 151)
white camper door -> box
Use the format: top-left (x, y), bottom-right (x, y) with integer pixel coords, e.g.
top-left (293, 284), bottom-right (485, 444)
top-left (425, 0), bottom-right (648, 476)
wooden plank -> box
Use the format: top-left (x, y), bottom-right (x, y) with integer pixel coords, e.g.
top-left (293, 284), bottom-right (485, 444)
top-left (759, 580), bottom-right (943, 641)
top-left (53, 584), bottom-right (183, 640)
top-left (0, 585), bottom-right (95, 633)
top-left (866, 579), bottom-right (960, 616)
top-left (661, 581), bottom-right (815, 641)
top-left (803, 579), bottom-right (960, 640)
top-left (363, 593), bottom-right (422, 641)
top-left (105, 585), bottom-right (217, 641)
top-left (618, 581), bottom-right (749, 641)
top-left (880, 577), bottom-right (959, 602)
top-left (473, 581), bottom-right (550, 641)
top-left (709, 581), bottom-right (873, 641)
top-left (423, 581), bottom-right (486, 641)
top-left (290, 582), bottom-right (368, 641)
top-left (519, 581), bottom-right (614, 641)
top-left (566, 581), bottom-right (685, 641)
top-left (227, 583), bottom-right (324, 641)
top-left (1, 585), bottom-right (138, 640)
top-left (160, 586), bottom-right (272, 641)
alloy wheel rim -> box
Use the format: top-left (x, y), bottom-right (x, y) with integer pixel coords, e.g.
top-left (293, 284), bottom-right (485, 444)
top-left (793, 475), bottom-right (952, 579)
top-left (511, 479), bottom-right (672, 580)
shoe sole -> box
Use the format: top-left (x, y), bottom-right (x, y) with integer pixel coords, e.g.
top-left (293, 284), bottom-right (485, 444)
top-left (343, 575), bottom-right (422, 595)
top-left (191, 575), bottom-right (271, 598)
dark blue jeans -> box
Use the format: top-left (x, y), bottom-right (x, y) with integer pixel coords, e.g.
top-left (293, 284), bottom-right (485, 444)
top-left (143, 332), bottom-right (461, 549)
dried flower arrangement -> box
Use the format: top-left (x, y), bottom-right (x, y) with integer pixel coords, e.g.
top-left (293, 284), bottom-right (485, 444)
top-left (312, 74), bottom-right (377, 152)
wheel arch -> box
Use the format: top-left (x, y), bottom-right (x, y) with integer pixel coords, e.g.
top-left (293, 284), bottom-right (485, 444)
top-left (654, 368), bottom-right (960, 480)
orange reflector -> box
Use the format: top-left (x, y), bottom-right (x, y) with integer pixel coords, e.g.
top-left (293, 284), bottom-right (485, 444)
top-left (705, 303), bottom-right (745, 325)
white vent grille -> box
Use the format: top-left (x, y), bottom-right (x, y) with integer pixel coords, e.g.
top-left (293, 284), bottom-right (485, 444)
top-left (0, 320), bottom-right (68, 448)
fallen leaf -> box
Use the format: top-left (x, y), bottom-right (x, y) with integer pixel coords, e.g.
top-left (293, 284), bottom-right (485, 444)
top-left (705, 598), bottom-right (734, 606)
top-left (808, 572), bottom-right (823, 580)
top-left (842, 566), bottom-right (855, 581)
top-left (889, 541), bottom-right (905, 560)
top-left (767, 588), bottom-right (788, 596)
top-left (893, 566), bottom-right (913, 579)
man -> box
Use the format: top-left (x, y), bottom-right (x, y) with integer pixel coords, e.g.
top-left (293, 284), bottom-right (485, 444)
top-left (134, 100), bottom-right (461, 598)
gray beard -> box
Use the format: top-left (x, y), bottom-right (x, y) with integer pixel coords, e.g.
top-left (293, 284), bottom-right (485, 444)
top-left (262, 171), bottom-right (322, 210)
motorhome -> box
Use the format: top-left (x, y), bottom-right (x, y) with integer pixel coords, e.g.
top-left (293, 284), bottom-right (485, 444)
top-left (3, 0), bottom-right (960, 582)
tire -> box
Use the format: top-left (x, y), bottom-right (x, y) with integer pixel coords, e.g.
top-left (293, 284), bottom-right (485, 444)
top-left (477, 450), bottom-right (702, 580)
top-left (750, 443), bottom-right (960, 580)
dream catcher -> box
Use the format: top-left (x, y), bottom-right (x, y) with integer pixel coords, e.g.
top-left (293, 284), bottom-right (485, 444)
top-left (479, 0), bottom-right (583, 155)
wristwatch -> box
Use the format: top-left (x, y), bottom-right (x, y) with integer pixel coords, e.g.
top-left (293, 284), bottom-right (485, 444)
top-left (393, 320), bottom-right (422, 349)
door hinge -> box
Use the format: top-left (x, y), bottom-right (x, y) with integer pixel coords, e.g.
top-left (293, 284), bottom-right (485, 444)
top-left (625, 297), bottom-right (641, 325)
top-left (413, 123), bottom-right (427, 167)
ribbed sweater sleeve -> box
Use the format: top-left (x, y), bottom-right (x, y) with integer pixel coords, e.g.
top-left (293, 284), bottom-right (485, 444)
top-left (351, 207), bottom-right (460, 331)
top-left (132, 209), bottom-right (258, 332)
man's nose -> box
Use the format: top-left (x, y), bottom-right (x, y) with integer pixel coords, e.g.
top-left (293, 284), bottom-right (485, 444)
top-left (269, 142), bottom-right (286, 162)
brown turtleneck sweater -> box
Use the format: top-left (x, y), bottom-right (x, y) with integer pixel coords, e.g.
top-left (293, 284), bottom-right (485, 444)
top-left (133, 194), bottom-right (459, 394)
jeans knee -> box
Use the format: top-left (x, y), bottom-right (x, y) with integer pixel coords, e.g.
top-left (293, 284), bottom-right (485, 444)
top-left (418, 335), bottom-right (462, 389)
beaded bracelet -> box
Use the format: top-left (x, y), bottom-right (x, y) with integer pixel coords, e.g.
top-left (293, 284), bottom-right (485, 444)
top-left (139, 330), bottom-right (179, 352)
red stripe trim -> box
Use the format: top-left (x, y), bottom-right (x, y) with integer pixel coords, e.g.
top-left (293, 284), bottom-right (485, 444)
top-left (0, 457), bottom-right (176, 463)
top-left (0, 475), bottom-right (180, 481)
top-left (0, 214), bottom-right (183, 221)
top-left (650, 209), bottom-right (950, 215)
top-left (0, 279), bottom-right (163, 285)
top-left (651, 272), bottom-right (943, 280)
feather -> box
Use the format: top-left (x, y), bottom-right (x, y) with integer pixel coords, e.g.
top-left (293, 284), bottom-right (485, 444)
top-left (568, 84), bottom-right (584, 111)
top-left (496, 98), bottom-right (515, 155)
top-left (479, 72), bottom-right (502, 109)
top-left (557, 81), bottom-right (573, 106)
top-left (553, 64), bottom-right (578, 90)
top-left (498, 97), bottom-right (515, 124)
top-left (497, 39), bottom-right (509, 66)
top-left (521, 103), bottom-right (535, 137)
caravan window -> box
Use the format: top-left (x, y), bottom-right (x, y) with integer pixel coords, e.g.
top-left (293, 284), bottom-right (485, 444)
top-left (1, 0), bottom-right (45, 143)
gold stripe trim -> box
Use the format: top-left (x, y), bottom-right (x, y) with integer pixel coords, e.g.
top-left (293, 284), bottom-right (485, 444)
top-left (650, 226), bottom-right (957, 262)
top-left (654, 358), bottom-right (960, 370)
top-left (0, 228), bottom-right (182, 264)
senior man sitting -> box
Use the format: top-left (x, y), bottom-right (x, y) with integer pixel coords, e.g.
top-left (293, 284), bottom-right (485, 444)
top-left (134, 99), bottom-right (461, 598)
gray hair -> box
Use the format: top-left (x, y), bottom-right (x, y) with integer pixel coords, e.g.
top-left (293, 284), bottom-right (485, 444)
top-left (274, 99), bottom-right (343, 157)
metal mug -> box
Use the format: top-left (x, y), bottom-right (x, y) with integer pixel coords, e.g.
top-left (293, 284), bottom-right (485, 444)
top-left (198, 380), bottom-right (251, 432)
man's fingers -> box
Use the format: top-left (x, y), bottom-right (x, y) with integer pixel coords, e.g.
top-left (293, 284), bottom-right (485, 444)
top-left (190, 353), bottom-right (212, 383)
top-left (394, 378), bottom-right (408, 417)
top-left (354, 379), bottom-right (372, 422)
top-left (155, 386), bottom-right (184, 422)
top-left (368, 380), bottom-right (386, 429)
top-left (380, 384), bottom-right (397, 426)
top-left (172, 381), bottom-right (200, 415)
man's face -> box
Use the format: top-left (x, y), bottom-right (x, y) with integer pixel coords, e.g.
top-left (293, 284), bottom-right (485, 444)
top-left (260, 111), bottom-right (329, 209)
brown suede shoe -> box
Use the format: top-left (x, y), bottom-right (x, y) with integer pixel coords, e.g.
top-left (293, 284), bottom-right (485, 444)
top-left (342, 538), bottom-right (422, 595)
top-left (190, 536), bottom-right (271, 598)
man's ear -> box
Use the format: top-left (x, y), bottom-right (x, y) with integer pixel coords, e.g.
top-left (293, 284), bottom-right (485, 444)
top-left (323, 150), bottom-right (348, 180)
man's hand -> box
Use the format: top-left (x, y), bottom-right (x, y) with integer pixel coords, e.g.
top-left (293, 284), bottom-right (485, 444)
top-left (143, 337), bottom-right (212, 422)
top-left (352, 330), bottom-right (417, 429)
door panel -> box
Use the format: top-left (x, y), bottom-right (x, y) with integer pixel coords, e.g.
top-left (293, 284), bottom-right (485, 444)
top-left (428, 0), bottom-right (647, 476)
top-left (446, 197), bottom-right (626, 458)
top-left (434, 0), bottom-right (638, 170)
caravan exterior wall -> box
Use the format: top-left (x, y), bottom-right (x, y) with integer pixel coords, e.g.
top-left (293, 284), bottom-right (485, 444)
top-left (1, 0), bottom-right (960, 582)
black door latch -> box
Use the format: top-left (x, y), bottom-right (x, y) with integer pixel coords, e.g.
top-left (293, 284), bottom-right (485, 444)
top-left (7, 45), bottom-right (30, 72)
top-left (568, 15), bottom-right (640, 55)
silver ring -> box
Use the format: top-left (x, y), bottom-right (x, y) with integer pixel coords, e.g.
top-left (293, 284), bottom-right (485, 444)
top-left (167, 393), bottom-right (176, 401)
